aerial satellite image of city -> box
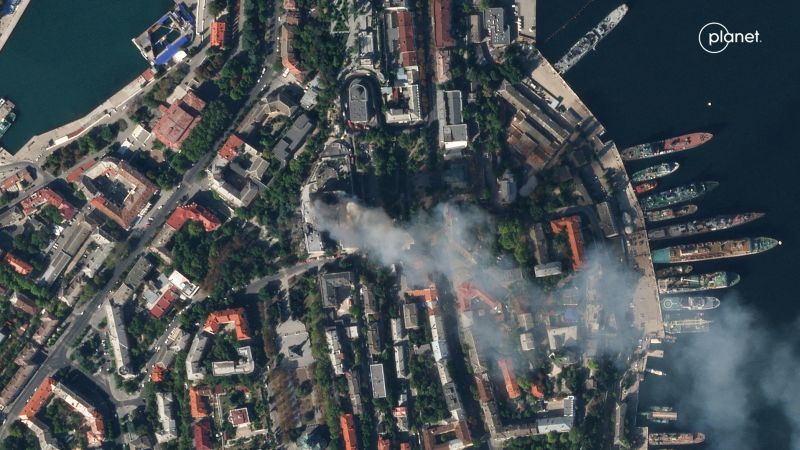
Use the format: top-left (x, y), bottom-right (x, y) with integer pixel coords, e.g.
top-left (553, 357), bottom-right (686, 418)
top-left (0, 0), bottom-right (797, 449)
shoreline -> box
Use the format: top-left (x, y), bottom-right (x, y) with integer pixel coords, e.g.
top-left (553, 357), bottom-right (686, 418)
top-left (3, 71), bottom-right (152, 163)
top-left (0, 0), bottom-right (30, 53)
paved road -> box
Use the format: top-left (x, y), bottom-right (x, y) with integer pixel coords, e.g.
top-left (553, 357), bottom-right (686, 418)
top-left (0, 148), bottom-right (211, 436)
top-left (0, 2), bottom-right (285, 434)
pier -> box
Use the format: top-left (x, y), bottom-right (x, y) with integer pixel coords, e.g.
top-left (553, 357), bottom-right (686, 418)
top-left (0, 0), bottom-right (30, 53)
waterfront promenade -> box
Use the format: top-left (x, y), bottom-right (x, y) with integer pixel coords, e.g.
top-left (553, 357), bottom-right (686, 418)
top-left (1, 71), bottom-right (152, 163)
top-left (0, 0), bottom-right (29, 52)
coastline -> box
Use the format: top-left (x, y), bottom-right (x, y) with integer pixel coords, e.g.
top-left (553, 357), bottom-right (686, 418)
top-left (2, 71), bottom-right (152, 163)
top-left (0, 0), bottom-right (30, 53)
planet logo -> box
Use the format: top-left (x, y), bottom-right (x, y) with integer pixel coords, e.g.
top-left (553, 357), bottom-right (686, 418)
top-left (699, 22), bottom-right (761, 54)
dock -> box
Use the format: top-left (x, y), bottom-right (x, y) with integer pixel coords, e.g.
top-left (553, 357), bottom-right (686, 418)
top-left (0, 0), bottom-right (30, 53)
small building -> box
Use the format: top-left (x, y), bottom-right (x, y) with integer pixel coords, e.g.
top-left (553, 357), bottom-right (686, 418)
top-left (155, 392), bottom-right (178, 443)
top-left (105, 302), bottom-right (134, 378)
top-left (193, 419), bottom-right (214, 450)
top-left (550, 216), bottom-right (585, 270)
top-left (266, 88), bottom-right (300, 116)
top-left (212, 346), bottom-right (255, 376)
top-left (325, 326), bottom-right (345, 375)
top-left (484, 8), bottom-right (511, 46)
top-left (370, 363), bottom-right (387, 399)
top-left (437, 90), bottom-right (468, 151)
top-left (272, 113), bottom-right (314, 164)
top-left (210, 21), bottom-right (226, 48)
top-left (535, 261), bottom-right (562, 278)
top-left (402, 303), bottom-right (419, 329)
top-left (497, 170), bottom-right (517, 204)
top-left (347, 78), bottom-right (372, 125)
top-left (319, 272), bottom-right (354, 309)
top-left (229, 407), bottom-right (251, 427)
top-left (340, 414), bottom-right (358, 450)
top-left (4, 253), bottom-right (32, 276)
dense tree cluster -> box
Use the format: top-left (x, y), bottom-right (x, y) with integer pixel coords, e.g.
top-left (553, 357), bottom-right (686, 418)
top-left (170, 220), bottom-right (277, 299)
top-left (409, 352), bottom-right (449, 424)
top-left (215, 52), bottom-right (260, 101)
top-left (43, 121), bottom-right (122, 175)
top-left (179, 100), bottom-right (232, 163)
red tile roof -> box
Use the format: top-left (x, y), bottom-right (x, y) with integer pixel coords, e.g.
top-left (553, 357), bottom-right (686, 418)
top-left (340, 414), bottom-right (358, 450)
top-left (20, 377), bottom-right (54, 419)
top-left (378, 436), bottom-right (391, 450)
top-left (190, 387), bottom-right (210, 418)
top-left (396, 11), bottom-right (417, 67)
top-left (149, 287), bottom-right (180, 319)
top-left (203, 308), bottom-right (251, 340)
top-left (228, 407), bottom-right (250, 426)
top-left (150, 365), bottom-right (167, 383)
top-left (153, 92), bottom-right (207, 150)
top-left (217, 134), bottom-right (244, 160)
top-left (86, 160), bottom-right (157, 229)
top-left (141, 69), bottom-right (155, 82)
top-left (193, 419), bottom-right (214, 450)
top-left (0, 167), bottom-right (33, 190)
top-left (498, 358), bottom-right (521, 399)
top-left (4, 253), bottom-right (33, 276)
top-left (280, 25), bottom-right (305, 78)
top-left (20, 187), bottom-right (77, 221)
top-left (550, 216), bottom-right (585, 270)
top-left (66, 160), bottom-right (97, 183)
top-left (210, 21), bottom-right (226, 48)
top-left (431, 0), bottom-right (455, 48)
top-left (166, 203), bottom-right (221, 232)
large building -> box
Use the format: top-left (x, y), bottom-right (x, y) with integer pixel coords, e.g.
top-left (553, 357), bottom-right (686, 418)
top-left (484, 7), bottom-right (511, 46)
top-left (209, 135), bottom-right (270, 207)
top-left (153, 91), bottom-right (207, 150)
top-left (80, 158), bottom-right (157, 229)
top-left (20, 378), bottom-right (106, 448)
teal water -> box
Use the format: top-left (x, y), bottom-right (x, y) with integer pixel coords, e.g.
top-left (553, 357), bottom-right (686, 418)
top-left (0, 0), bottom-right (171, 152)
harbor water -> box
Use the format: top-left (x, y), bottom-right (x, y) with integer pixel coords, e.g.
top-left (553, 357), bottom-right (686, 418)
top-left (0, 0), bottom-right (171, 152)
top-left (539, 1), bottom-right (800, 449)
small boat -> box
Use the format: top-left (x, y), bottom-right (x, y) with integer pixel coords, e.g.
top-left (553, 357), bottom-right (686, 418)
top-left (635, 181), bottom-right (658, 194)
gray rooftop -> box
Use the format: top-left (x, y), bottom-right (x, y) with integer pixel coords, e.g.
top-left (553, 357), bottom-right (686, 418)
top-left (348, 79), bottom-right (371, 123)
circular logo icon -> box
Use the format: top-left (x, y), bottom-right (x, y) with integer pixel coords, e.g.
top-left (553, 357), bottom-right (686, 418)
top-left (699, 22), bottom-right (730, 54)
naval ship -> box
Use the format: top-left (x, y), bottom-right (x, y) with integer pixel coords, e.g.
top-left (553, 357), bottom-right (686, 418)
top-left (554, 4), bottom-right (629, 74)
top-left (661, 296), bottom-right (720, 311)
top-left (655, 264), bottom-right (692, 277)
top-left (649, 432), bottom-right (706, 446)
top-left (652, 237), bottom-right (780, 263)
top-left (642, 406), bottom-right (678, 424)
top-left (631, 162), bottom-right (680, 182)
top-left (646, 204), bottom-right (698, 223)
top-left (647, 212), bottom-right (765, 241)
top-left (665, 318), bottom-right (712, 334)
top-left (641, 182), bottom-right (718, 211)
top-left (657, 271), bottom-right (739, 294)
top-left (621, 132), bottom-right (713, 161)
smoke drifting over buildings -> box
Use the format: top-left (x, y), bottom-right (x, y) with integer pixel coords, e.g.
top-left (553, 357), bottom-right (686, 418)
top-left (312, 199), bottom-right (641, 356)
top-left (672, 296), bottom-right (800, 450)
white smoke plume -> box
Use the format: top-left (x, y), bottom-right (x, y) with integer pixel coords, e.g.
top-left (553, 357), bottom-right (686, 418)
top-left (672, 295), bottom-right (800, 450)
top-left (312, 199), bottom-right (641, 356)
